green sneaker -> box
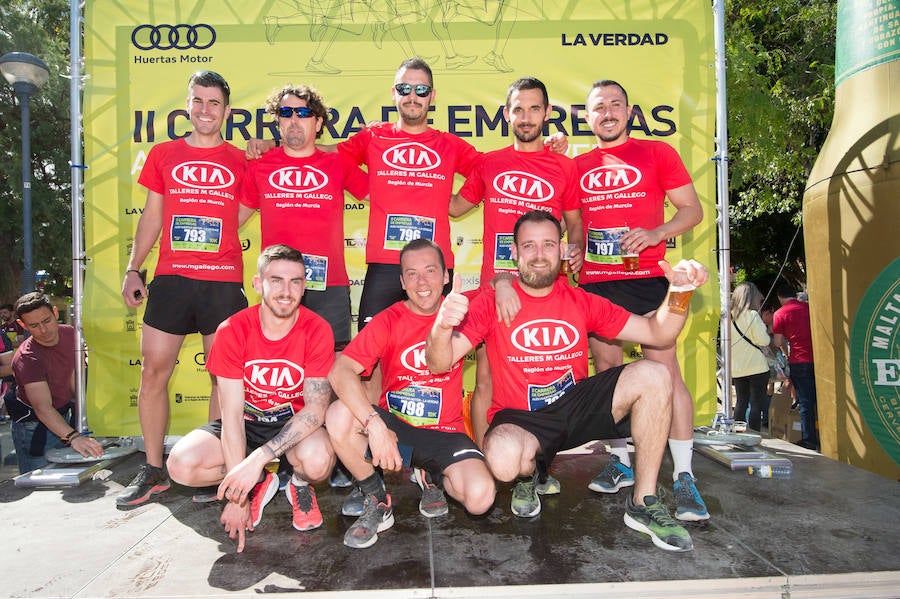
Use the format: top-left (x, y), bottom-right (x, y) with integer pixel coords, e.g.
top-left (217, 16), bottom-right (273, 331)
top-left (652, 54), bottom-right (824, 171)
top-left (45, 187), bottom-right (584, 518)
top-left (624, 495), bottom-right (693, 552)
top-left (510, 476), bottom-right (540, 517)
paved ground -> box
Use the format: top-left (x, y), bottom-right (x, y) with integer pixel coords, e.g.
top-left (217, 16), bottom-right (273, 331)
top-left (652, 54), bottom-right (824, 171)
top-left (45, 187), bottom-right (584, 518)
top-left (1, 425), bottom-right (899, 598)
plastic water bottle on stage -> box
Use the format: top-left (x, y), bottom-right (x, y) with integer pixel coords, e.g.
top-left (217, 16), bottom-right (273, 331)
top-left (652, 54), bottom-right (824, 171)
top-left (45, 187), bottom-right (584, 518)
top-left (747, 465), bottom-right (792, 479)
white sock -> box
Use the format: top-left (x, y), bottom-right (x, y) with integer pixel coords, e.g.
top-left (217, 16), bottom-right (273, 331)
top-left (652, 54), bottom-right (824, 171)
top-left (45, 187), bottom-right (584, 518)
top-left (607, 438), bottom-right (631, 467)
top-left (291, 474), bottom-right (308, 487)
top-left (668, 438), bottom-right (694, 481)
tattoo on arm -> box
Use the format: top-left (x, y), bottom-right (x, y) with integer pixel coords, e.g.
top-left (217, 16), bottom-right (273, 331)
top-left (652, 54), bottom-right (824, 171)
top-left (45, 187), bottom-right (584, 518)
top-left (262, 377), bottom-right (331, 457)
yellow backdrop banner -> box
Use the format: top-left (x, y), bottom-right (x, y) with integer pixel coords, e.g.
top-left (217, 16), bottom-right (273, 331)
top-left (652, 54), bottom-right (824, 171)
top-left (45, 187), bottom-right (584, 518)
top-left (83, 0), bottom-right (718, 436)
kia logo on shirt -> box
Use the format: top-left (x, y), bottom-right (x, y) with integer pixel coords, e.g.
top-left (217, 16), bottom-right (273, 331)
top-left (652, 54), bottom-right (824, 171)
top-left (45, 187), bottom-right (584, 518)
top-left (580, 164), bottom-right (642, 194)
top-left (493, 171), bottom-right (554, 202)
top-left (401, 341), bottom-right (430, 375)
top-left (511, 319), bottom-right (580, 354)
top-left (245, 359), bottom-right (304, 394)
top-left (382, 142), bottom-right (442, 172)
top-left (268, 165), bottom-right (329, 193)
top-left (172, 161), bottom-right (236, 189)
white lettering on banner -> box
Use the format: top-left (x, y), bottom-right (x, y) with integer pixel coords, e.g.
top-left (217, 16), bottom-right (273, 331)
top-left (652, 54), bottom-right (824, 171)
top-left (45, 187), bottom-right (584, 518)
top-left (873, 360), bottom-right (900, 386)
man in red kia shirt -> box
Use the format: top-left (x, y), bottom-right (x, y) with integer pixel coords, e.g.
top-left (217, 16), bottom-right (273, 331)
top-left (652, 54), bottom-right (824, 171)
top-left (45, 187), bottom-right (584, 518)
top-left (241, 83), bottom-right (368, 352)
top-left (119, 71), bottom-right (250, 507)
top-left (167, 244), bottom-right (336, 552)
top-left (574, 80), bottom-right (707, 522)
top-left (449, 76), bottom-right (584, 450)
top-left (427, 211), bottom-right (709, 553)
top-left (327, 239), bottom-right (494, 549)
top-left (337, 57), bottom-right (481, 331)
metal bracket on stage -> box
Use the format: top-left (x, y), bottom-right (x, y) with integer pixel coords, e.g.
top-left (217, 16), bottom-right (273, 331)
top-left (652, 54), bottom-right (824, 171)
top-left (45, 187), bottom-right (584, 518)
top-left (693, 426), bottom-right (762, 447)
top-left (14, 458), bottom-right (116, 489)
top-left (13, 437), bottom-right (138, 489)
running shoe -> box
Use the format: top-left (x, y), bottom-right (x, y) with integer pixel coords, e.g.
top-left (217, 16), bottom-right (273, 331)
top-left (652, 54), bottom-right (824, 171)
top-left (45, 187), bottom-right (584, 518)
top-left (249, 471), bottom-right (279, 528)
top-left (329, 462), bottom-right (353, 488)
top-left (510, 475), bottom-right (540, 517)
top-left (413, 467), bottom-right (448, 518)
top-left (116, 464), bottom-right (171, 507)
top-left (588, 454), bottom-right (635, 494)
top-left (343, 493), bottom-right (394, 549)
top-left (673, 472), bottom-right (710, 521)
top-left (535, 473), bottom-right (561, 495)
top-left (286, 481), bottom-right (324, 531)
top-left (342, 484), bottom-right (365, 516)
top-left (191, 485), bottom-right (220, 503)
top-left (624, 494), bottom-right (693, 552)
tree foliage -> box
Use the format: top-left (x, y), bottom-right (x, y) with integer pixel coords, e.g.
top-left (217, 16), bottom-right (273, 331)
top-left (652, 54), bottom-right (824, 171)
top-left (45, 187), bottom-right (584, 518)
top-left (0, 0), bottom-right (72, 303)
top-left (725, 0), bottom-right (837, 289)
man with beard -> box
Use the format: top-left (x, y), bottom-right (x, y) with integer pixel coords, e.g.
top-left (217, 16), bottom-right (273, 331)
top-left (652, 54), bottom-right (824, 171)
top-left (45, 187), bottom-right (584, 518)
top-left (574, 80), bottom-right (707, 522)
top-left (327, 239), bottom-right (494, 549)
top-left (336, 57), bottom-right (480, 332)
top-left (426, 211), bottom-right (708, 553)
top-left (241, 84), bottom-right (368, 352)
top-left (166, 245), bottom-right (336, 553)
top-left (448, 76), bottom-right (583, 452)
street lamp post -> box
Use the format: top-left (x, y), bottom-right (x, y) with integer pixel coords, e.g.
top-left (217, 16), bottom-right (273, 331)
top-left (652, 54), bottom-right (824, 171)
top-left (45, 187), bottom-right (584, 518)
top-left (1, 52), bottom-right (50, 295)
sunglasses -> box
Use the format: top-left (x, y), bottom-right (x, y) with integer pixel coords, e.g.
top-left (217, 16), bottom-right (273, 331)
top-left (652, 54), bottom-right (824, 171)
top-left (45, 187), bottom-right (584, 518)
top-left (277, 106), bottom-right (314, 119)
top-left (394, 83), bottom-right (432, 97)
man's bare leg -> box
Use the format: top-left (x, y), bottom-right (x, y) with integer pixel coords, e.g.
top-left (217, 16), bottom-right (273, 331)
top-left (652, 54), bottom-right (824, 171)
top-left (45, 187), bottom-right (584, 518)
top-left (138, 325), bottom-right (184, 468)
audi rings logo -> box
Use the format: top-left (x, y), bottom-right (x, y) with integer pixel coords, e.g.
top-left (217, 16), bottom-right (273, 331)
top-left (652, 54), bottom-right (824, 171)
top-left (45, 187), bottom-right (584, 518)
top-left (132, 24), bottom-right (216, 51)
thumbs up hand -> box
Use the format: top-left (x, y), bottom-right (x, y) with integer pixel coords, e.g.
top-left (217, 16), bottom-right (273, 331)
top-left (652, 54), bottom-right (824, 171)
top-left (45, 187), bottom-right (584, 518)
top-left (436, 273), bottom-right (469, 329)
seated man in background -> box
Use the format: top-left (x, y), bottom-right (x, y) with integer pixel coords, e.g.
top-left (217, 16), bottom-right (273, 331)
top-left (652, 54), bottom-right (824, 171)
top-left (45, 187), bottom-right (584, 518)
top-left (8, 292), bottom-right (104, 473)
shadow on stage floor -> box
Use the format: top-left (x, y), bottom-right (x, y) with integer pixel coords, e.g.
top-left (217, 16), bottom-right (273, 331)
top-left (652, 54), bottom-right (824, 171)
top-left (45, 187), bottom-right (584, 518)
top-left (1, 434), bottom-right (898, 598)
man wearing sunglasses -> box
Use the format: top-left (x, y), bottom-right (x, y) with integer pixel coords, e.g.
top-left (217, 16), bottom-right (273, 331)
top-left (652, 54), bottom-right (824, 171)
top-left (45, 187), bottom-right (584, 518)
top-left (118, 70), bottom-right (250, 507)
top-left (336, 57), bottom-right (480, 333)
top-left (240, 84), bottom-right (368, 353)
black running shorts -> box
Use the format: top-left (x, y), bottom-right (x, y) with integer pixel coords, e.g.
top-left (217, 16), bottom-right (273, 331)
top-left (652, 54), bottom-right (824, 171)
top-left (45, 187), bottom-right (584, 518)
top-left (373, 406), bottom-right (484, 474)
top-left (581, 276), bottom-right (669, 316)
top-left (488, 364), bottom-right (630, 464)
top-left (143, 275), bottom-right (247, 336)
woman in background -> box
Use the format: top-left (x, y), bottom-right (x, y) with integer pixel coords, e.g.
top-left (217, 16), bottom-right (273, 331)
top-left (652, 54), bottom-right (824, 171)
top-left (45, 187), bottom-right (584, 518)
top-left (730, 282), bottom-right (771, 431)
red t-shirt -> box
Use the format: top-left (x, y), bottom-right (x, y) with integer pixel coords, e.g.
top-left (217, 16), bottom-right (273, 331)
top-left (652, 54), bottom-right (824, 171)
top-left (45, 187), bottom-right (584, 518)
top-left (138, 138), bottom-right (246, 283)
top-left (337, 122), bottom-right (480, 268)
top-left (457, 279), bottom-right (630, 422)
top-left (240, 147), bottom-right (368, 289)
top-left (772, 299), bottom-right (814, 364)
top-left (206, 305), bottom-right (335, 422)
top-left (575, 137), bottom-right (692, 283)
top-left (342, 301), bottom-right (465, 433)
top-left (12, 325), bottom-right (76, 410)
top-left (459, 146), bottom-right (580, 287)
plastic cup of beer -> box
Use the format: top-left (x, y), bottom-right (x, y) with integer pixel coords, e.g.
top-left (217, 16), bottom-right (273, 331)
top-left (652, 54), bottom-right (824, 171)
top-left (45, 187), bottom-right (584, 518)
top-left (667, 282), bottom-right (695, 312)
top-left (559, 243), bottom-right (577, 275)
top-left (622, 252), bottom-right (640, 271)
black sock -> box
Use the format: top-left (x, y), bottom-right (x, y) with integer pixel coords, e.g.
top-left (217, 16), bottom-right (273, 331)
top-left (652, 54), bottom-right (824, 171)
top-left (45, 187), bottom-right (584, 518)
top-left (358, 471), bottom-right (386, 502)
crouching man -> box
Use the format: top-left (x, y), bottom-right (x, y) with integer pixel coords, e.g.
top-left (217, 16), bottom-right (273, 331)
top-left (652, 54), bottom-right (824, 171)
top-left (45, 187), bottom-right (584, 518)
top-left (327, 239), bottom-right (495, 549)
top-left (167, 245), bottom-right (336, 552)
top-left (426, 211), bottom-right (709, 552)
